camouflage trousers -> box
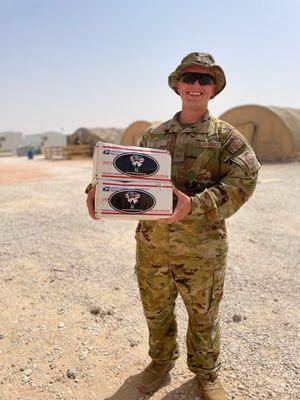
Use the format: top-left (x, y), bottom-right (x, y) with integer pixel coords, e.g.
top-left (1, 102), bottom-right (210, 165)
top-left (135, 242), bottom-right (227, 379)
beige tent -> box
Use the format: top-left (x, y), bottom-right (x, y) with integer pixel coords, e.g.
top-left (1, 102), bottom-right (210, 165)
top-left (67, 127), bottom-right (103, 146)
top-left (121, 120), bottom-right (162, 146)
top-left (68, 126), bottom-right (123, 145)
top-left (220, 105), bottom-right (300, 161)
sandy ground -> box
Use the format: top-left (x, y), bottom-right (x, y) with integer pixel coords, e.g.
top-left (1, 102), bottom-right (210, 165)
top-left (0, 155), bottom-right (299, 400)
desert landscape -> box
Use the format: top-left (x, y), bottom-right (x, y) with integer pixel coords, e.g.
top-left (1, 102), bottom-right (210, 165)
top-left (0, 155), bottom-right (299, 400)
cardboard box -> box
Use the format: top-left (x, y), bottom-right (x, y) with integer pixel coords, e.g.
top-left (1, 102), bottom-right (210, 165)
top-left (95, 180), bottom-right (173, 220)
top-left (93, 142), bottom-right (171, 182)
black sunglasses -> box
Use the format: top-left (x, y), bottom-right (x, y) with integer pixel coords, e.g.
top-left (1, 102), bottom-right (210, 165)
top-left (179, 72), bottom-right (215, 86)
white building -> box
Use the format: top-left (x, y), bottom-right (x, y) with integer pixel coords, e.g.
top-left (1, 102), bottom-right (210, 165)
top-left (40, 131), bottom-right (67, 149)
top-left (0, 131), bottom-right (23, 155)
top-left (23, 131), bottom-right (67, 153)
top-left (23, 133), bottom-right (43, 152)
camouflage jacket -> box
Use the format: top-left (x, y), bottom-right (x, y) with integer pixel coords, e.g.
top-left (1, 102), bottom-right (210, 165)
top-left (136, 110), bottom-right (261, 255)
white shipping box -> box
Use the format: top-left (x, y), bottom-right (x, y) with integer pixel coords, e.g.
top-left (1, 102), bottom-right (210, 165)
top-left (93, 142), bottom-right (171, 182)
top-left (95, 180), bottom-right (173, 220)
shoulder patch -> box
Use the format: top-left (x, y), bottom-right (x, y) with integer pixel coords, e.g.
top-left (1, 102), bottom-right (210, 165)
top-left (226, 136), bottom-right (245, 154)
top-left (238, 151), bottom-right (261, 171)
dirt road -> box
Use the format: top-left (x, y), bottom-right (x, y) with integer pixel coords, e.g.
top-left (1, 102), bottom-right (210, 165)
top-left (0, 156), bottom-right (299, 399)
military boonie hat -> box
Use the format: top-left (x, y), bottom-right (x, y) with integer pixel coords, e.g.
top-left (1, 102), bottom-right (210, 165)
top-left (168, 52), bottom-right (226, 97)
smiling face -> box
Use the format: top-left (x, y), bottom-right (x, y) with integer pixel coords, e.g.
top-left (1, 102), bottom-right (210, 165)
top-left (176, 66), bottom-right (216, 110)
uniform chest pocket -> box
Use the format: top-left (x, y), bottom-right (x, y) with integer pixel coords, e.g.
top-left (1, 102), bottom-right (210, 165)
top-left (184, 144), bottom-right (217, 171)
top-left (183, 146), bottom-right (202, 169)
top-left (147, 138), bottom-right (169, 150)
top-left (183, 142), bottom-right (220, 184)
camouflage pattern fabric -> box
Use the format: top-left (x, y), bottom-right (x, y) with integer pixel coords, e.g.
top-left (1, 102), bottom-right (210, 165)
top-left (135, 111), bottom-right (261, 378)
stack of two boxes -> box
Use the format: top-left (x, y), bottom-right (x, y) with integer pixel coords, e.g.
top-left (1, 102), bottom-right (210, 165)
top-left (92, 142), bottom-right (173, 220)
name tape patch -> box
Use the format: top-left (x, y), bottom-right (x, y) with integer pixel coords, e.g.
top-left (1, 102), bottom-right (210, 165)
top-left (194, 140), bottom-right (221, 149)
top-left (226, 136), bottom-right (245, 154)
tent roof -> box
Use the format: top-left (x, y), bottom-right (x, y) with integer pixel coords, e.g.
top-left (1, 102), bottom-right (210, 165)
top-left (266, 106), bottom-right (300, 149)
top-left (221, 104), bottom-right (300, 151)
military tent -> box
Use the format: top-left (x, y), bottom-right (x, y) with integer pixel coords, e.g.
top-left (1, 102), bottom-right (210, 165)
top-left (121, 121), bottom-right (162, 146)
top-left (67, 127), bottom-right (103, 147)
top-left (220, 105), bottom-right (300, 161)
top-left (68, 127), bottom-right (123, 146)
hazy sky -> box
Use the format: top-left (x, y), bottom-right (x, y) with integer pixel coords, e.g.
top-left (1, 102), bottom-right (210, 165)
top-left (1, 0), bottom-right (300, 134)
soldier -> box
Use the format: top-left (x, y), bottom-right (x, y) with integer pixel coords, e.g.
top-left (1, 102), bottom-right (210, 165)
top-left (86, 52), bottom-right (261, 400)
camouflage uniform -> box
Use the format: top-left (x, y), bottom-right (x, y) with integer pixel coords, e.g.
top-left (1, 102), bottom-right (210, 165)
top-left (135, 111), bottom-right (261, 379)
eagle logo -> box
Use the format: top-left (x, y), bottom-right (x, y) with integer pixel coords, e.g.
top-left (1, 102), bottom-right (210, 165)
top-left (130, 155), bottom-right (145, 172)
top-left (125, 191), bottom-right (141, 209)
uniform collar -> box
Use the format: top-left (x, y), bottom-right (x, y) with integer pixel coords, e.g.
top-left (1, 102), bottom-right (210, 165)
top-left (169, 110), bottom-right (211, 133)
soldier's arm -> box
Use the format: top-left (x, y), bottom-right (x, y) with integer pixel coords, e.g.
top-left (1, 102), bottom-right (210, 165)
top-left (190, 130), bottom-right (261, 221)
top-left (86, 186), bottom-right (97, 219)
top-left (138, 127), bottom-right (152, 148)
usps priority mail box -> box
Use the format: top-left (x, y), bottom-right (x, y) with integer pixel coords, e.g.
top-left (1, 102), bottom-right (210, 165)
top-left (93, 142), bottom-right (171, 182)
top-left (95, 180), bottom-right (173, 220)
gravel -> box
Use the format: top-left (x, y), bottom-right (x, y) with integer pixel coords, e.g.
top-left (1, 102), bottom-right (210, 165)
top-left (0, 157), bottom-right (299, 400)
top-left (66, 369), bottom-right (76, 379)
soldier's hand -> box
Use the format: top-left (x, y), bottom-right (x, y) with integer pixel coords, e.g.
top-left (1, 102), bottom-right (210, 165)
top-left (86, 186), bottom-right (97, 220)
top-left (160, 186), bottom-right (191, 224)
